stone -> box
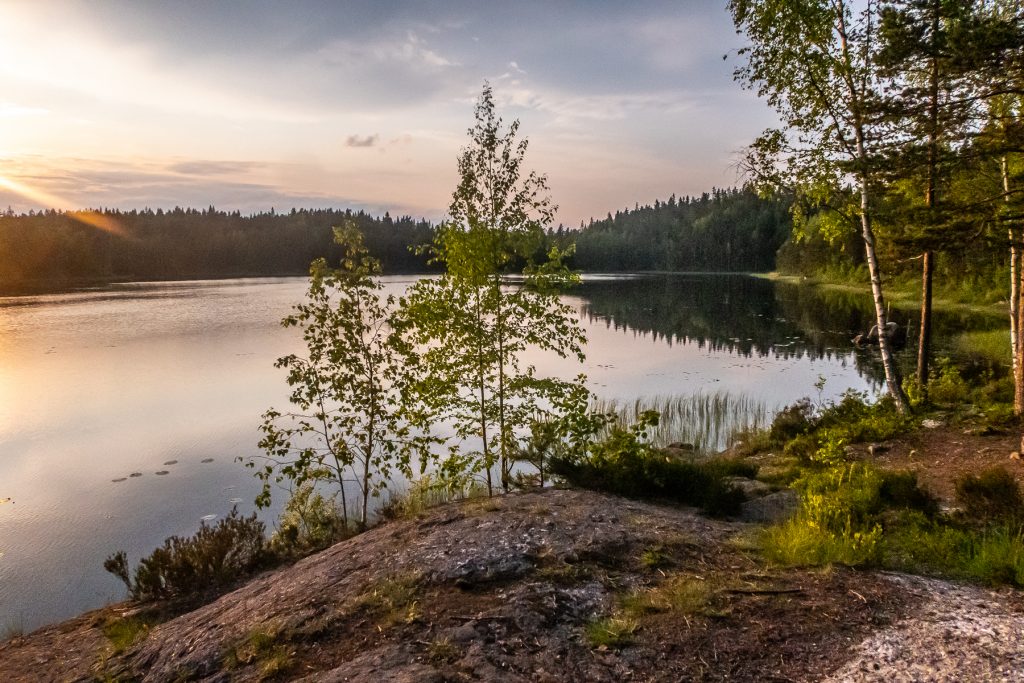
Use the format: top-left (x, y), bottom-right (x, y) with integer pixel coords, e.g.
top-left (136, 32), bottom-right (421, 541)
top-left (724, 477), bottom-right (771, 498)
top-left (739, 489), bottom-right (798, 524)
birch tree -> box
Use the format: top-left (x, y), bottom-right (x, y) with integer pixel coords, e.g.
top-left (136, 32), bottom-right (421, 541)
top-left (249, 223), bottom-right (433, 529)
top-left (730, 0), bottom-right (912, 412)
top-left (399, 84), bottom-right (588, 494)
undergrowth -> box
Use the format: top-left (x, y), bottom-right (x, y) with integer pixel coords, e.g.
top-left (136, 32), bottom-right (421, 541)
top-left (763, 459), bottom-right (1024, 587)
top-left (549, 412), bottom-right (756, 517)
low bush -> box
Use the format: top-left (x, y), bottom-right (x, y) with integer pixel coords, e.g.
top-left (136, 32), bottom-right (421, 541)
top-left (270, 484), bottom-right (351, 558)
top-left (955, 467), bottom-right (1024, 524)
top-left (549, 418), bottom-right (752, 517)
top-left (763, 464), bottom-right (936, 568)
top-left (929, 359), bottom-right (972, 405)
top-left (768, 398), bottom-right (814, 443)
top-left (104, 508), bottom-right (268, 602)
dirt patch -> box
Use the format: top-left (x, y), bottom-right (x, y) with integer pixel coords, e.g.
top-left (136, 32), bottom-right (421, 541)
top-left (851, 423), bottom-right (1024, 502)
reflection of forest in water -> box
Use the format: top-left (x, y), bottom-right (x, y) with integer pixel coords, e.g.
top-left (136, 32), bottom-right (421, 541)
top-left (575, 274), bottom-right (1006, 387)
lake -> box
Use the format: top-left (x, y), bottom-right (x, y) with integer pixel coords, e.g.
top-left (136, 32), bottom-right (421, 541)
top-left (0, 273), bottom-right (1000, 631)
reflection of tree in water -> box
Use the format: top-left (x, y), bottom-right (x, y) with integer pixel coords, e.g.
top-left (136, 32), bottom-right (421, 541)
top-left (575, 274), bottom-right (1005, 388)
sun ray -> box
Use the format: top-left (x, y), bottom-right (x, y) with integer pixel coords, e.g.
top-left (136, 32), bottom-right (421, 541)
top-left (0, 175), bottom-right (128, 237)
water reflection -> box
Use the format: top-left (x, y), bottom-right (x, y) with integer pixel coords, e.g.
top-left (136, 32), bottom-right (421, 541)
top-left (575, 274), bottom-right (1006, 388)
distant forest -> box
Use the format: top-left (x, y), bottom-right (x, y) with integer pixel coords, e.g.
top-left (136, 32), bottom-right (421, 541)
top-left (561, 187), bottom-right (792, 272)
top-left (0, 189), bottom-right (792, 292)
top-left (0, 207), bottom-right (435, 291)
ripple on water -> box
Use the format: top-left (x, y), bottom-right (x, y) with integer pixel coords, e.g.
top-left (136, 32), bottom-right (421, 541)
top-left (163, 460), bottom-right (177, 466)
top-left (111, 478), bottom-right (126, 483)
top-left (128, 472), bottom-right (142, 478)
top-left (201, 514), bottom-right (217, 522)
top-left (228, 497), bottom-right (242, 504)
top-left (155, 471), bottom-right (169, 476)
top-left (201, 458), bottom-right (214, 463)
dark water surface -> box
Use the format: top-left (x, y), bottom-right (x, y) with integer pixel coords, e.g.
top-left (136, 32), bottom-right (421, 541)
top-left (0, 274), bottom-right (998, 630)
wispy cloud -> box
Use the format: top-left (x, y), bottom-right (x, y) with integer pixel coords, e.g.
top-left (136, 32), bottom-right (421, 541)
top-left (345, 134), bottom-right (379, 148)
top-left (167, 160), bottom-right (263, 176)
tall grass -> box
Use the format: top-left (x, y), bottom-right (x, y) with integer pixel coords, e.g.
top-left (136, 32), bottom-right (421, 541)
top-left (593, 392), bottom-right (775, 454)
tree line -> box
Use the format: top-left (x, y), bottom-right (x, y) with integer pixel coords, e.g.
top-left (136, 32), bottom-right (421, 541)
top-left (0, 207), bottom-right (434, 291)
top-left (558, 187), bottom-right (792, 272)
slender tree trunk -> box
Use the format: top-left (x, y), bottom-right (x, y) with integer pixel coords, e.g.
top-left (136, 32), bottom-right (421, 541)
top-left (836, 0), bottom-right (908, 413)
top-left (860, 174), bottom-right (911, 413)
top-left (917, 6), bottom-right (940, 396)
top-left (1006, 155), bottom-right (1024, 415)
top-left (474, 288), bottom-right (493, 496)
top-left (495, 279), bottom-right (509, 492)
top-left (917, 250), bottom-right (933, 394)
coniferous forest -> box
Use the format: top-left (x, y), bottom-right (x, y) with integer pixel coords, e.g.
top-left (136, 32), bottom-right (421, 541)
top-left (0, 207), bottom-right (434, 292)
top-left (0, 188), bottom-right (794, 292)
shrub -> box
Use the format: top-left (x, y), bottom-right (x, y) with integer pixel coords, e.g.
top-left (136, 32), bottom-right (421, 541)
top-left (929, 358), bottom-right (971, 405)
top-left (763, 464), bottom-right (936, 568)
top-left (768, 398), bottom-right (814, 443)
top-left (550, 444), bottom-right (749, 517)
top-left (878, 471), bottom-right (939, 517)
top-left (955, 467), bottom-right (1024, 524)
top-left (270, 484), bottom-right (351, 558)
top-left (104, 508), bottom-right (268, 602)
top-left (782, 433), bottom-right (819, 462)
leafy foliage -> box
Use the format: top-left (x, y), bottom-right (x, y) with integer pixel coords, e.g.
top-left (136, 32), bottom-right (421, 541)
top-left (248, 222), bottom-right (434, 528)
top-left (269, 483), bottom-right (352, 558)
top-left (399, 84), bottom-right (590, 494)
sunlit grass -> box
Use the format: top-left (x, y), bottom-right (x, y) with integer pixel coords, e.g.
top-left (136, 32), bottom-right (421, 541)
top-left (593, 392), bottom-right (775, 454)
top-left (951, 329), bottom-right (1011, 364)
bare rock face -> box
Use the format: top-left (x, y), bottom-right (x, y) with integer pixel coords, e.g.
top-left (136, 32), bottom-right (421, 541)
top-left (4, 487), bottom-right (1024, 683)
top-left (120, 490), bottom-right (737, 682)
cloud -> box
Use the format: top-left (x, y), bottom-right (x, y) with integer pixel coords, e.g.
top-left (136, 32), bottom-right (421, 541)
top-left (167, 160), bottom-right (263, 176)
top-left (345, 134), bottom-right (379, 148)
top-left (0, 103), bottom-right (48, 118)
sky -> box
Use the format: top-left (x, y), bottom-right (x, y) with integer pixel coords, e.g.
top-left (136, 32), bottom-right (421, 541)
top-left (0, 0), bottom-right (779, 227)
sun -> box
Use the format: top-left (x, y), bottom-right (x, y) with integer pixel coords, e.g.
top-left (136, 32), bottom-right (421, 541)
top-left (0, 174), bottom-right (128, 237)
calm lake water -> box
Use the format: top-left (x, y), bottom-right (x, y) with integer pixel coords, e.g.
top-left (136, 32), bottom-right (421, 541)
top-left (0, 274), bottom-right (1000, 630)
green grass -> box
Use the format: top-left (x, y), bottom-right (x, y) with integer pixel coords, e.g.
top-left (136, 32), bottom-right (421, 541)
top-left (761, 517), bottom-right (882, 567)
top-left (620, 575), bottom-right (717, 617)
top-left (101, 615), bottom-right (150, 654)
top-left (951, 329), bottom-right (1012, 364)
top-left (760, 458), bottom-right (1024, 588)
top-left (884, 521), bottom-right (1024, 586)
top-left (224, 626), bottom-right (293, 680)
top-left (585, 615), bottom-right (639, 648)
top-left (354, 573), bottom-right (422, 627)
